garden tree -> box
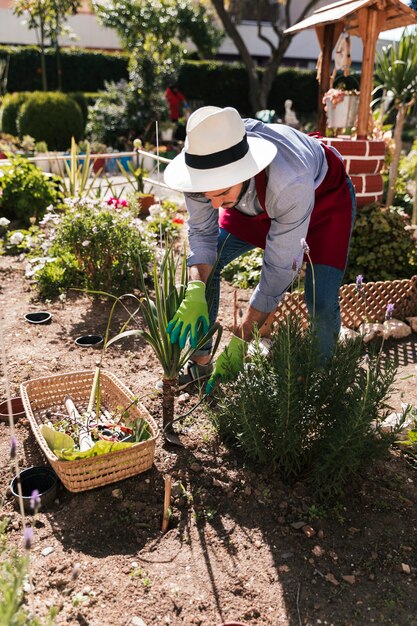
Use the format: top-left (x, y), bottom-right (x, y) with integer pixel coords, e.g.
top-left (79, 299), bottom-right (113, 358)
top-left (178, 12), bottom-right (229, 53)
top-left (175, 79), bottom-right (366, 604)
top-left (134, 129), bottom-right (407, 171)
top-left (92, 0), bottom-right (222, 132)
top-left (410, 0), bottom-right (417, 10)
top-left (13, 0), bottom-right (80, 91)
top-left (209, 0), bottom-right (322, 114)
top-left (374, 30), bottom-right (417, 210)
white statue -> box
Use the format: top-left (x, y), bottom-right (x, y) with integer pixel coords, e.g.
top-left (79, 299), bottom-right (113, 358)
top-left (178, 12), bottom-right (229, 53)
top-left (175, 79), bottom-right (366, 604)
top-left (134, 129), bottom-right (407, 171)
top-left (284, 99), bottom-right (300, 128)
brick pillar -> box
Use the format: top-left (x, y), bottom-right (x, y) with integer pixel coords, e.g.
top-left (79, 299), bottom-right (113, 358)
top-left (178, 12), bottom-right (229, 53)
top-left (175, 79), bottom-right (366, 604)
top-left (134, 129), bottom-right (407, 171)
top-left (320, 137), bottom-right (385, 207)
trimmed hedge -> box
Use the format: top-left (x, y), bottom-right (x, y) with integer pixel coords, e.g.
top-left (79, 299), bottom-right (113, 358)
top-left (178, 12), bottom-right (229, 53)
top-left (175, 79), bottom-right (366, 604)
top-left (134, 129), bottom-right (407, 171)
top-left (1, 92), bottom-right (29, 135)
top-left (17, 92), bottom-right (84, 150)
top-left (0, 45), bottom-right (129, 92)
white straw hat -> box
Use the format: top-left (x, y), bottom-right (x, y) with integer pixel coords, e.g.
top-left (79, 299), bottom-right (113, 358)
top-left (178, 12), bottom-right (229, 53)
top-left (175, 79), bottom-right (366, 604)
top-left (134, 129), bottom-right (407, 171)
top-left (163, 106), bottom-right (277, 192)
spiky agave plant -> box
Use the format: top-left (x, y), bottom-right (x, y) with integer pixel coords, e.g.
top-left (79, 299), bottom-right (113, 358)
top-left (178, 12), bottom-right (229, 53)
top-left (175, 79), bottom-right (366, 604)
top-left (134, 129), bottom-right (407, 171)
top-left (106, 245), bottom-right (222, 432)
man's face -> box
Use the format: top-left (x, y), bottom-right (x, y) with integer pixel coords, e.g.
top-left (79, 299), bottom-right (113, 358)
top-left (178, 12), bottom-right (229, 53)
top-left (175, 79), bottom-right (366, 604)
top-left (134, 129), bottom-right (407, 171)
top-left (203, 182), bottom-right (244, 209)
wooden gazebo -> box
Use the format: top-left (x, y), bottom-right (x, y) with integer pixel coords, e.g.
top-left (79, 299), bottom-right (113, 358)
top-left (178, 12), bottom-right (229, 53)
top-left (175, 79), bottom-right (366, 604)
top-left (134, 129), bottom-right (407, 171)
top-left (285, 0), bottom-right (417, 139)
top-left (284, 0), bottom-right (417, 207)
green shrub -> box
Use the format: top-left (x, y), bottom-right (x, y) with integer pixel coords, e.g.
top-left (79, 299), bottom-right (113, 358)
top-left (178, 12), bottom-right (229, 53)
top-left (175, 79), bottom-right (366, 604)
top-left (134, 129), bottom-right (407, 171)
top-left (0, 155), bottom-right (62, 225)
top-left (344, 203), bottom-right (417, 283)
top-left (222, 248), bottom-right (263, 288)
top-left (67, 91), bottom-right (89, 130)
top-left (0, 45), bottom-right (129, 92)
top-left (17, 92), bottom-right (84, 150)
top-left (34, 198), bottom-right (156, 297)
top-left (0, 92), bottom-right (30, 135)
top-left (213, 316), bottom-right (404, 497)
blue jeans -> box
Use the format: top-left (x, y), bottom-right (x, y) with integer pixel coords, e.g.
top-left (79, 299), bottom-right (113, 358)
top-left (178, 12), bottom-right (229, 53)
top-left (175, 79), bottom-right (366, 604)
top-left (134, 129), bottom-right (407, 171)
top-left (198, 177), bottom-right (357, 361)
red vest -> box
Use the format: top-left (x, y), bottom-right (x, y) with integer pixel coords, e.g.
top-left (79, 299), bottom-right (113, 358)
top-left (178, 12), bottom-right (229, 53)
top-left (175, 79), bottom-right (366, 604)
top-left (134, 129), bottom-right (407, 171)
top-left (218, 142), bottom-right (353, 270)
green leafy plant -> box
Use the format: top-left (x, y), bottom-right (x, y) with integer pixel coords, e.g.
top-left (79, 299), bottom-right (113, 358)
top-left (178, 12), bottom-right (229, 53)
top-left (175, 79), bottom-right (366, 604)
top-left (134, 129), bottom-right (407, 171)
top-left (221, 248), bottom-right (263, 288)
top-left (212, 315), bottom-right (406, 497)
top-left (0, 155), bottom-right (62, 226)
top-left (344, 203), bottom-right (417, 283)
top-left (0, 521), bottom-right (57, 625)
top-left (144, 199), bottom-right (185, 242)
top-left (105, 247), bottom-right (222, 431)
top-left (60, 138), bottom-right (105, 198)
top-left (33, 198), bottom-right (155, 296)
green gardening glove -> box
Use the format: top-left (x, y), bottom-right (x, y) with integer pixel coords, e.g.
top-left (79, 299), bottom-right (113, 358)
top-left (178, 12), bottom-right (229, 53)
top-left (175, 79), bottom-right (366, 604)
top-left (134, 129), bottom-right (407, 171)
top-left (166, 280), bottom-right (209, 349)
top-left (206, 335), bottom-right (248, 395)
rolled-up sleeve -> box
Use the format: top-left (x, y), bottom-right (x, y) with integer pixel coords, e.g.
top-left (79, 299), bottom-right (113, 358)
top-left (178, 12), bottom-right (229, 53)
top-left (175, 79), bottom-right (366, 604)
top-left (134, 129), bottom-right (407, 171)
top-left (185, 195), bottom-right (219, 267)
top-left (250, 178), bottom-right (314, 312)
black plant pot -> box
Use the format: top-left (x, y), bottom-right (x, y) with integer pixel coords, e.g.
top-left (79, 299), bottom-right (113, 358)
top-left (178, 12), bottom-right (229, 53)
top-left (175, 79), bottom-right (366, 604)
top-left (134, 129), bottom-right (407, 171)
top-left (75, 335), bottom-right (104, 348)
top-left (24, 311), bottom-right (52, 324)
top-left (10, 466), bottom-right (58, 513)
top-left (0, 397), bottom-right (26, 423)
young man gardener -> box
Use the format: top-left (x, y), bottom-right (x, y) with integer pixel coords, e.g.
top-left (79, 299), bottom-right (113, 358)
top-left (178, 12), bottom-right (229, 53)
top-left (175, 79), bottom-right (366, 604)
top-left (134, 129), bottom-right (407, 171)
top-left (163, 106), bottom-right (356, 393)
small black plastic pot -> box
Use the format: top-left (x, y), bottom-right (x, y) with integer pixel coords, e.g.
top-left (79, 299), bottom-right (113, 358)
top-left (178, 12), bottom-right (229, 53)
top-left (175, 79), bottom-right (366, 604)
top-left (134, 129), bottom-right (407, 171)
top-left (24, 311), bottom-right (52, 324)
top-left (0, 397), bottom-right (26, 423)
top-left (74, 335), bottom-right (104, 348)
top-left (10, 466), bottom-right (58, 513)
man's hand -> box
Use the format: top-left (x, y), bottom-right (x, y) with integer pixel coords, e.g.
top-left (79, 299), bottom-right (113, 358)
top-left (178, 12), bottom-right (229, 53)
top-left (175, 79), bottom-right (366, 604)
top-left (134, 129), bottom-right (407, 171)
top-left (206, 335), bottom-right (247, 394)
top-left (233, 305), bottom-right (269, 342)
top-left (166, 281), bottom-right (209, 349)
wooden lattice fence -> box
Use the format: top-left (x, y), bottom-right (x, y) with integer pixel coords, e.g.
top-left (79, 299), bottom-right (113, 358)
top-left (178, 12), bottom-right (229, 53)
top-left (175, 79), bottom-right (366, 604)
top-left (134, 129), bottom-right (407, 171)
top-left (260, 276), bottom-right (417, 333)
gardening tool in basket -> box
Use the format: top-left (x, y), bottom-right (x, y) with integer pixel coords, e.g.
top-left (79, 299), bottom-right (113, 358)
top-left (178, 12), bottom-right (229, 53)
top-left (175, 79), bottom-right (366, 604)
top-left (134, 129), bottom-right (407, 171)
top-left (20, 370), bottom-right (159, 493)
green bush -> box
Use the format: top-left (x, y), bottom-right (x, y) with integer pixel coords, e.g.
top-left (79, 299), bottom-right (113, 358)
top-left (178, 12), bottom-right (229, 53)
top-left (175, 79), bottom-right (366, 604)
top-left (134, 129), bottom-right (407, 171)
top-left (213, 316), bottom-right (403, 497)
top-left (0, 45), bottom-right (129, 92)
top-left (222, 248), bottom-right (263, 288)
top-left (344, 203), bottom-right (417, 283)
top-left (0, 92), bottom-right (31, 135)
top-left (17, 92), bottom-right (84, 150)
top-left (34, 198), bottom-right (156, 297)
top-left (0, 155), bottom-right (62, 225)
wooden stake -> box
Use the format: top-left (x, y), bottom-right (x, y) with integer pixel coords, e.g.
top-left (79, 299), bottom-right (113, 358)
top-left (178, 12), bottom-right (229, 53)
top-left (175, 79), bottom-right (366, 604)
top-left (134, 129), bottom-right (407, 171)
top-left (233, 288), bottom-right (237, 329)
top-left (161, 475), bottom-right (172, 533)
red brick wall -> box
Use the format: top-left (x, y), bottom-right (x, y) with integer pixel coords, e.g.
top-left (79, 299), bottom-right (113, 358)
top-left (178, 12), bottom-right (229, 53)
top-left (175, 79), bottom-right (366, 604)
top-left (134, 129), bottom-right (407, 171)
top-left (321, 138), bottom-right (385, 207)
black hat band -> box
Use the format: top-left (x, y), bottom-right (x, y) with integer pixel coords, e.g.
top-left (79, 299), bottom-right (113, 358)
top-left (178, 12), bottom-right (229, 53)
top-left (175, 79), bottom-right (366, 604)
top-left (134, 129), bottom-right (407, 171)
top-left (185, 135), bottom-right (249, 170)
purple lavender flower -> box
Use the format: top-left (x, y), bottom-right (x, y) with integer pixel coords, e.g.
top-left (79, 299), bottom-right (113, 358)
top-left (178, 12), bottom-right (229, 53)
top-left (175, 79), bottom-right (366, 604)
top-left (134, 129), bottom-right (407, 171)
top-left (356, 274), bottom-right (364, 292)
top-left (23, 526), bottom-right (33, 550)
top-left (300, 238), bottom-right (310, 254)
top-left (385, 303), bottom-right (395, 320)
top-left (10, 435), bottom-right (17, 460)
top-left (30, 489), bottom-right (41, 512)
top-left (292, 257), bottom-right (298, 272)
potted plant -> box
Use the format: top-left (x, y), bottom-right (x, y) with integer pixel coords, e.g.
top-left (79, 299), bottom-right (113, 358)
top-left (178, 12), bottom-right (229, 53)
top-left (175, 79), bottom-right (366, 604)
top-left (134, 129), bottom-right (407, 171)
top-left (117, 155), bottom-right (155, 216)
top-left (34, 141), bottom-right (50, 173)
top-left (159, 120), bottom-right (176, 142)
top-left (90, 141), bottom-right (107, 174)
top-left (323, 87), bottom-right (360, 129)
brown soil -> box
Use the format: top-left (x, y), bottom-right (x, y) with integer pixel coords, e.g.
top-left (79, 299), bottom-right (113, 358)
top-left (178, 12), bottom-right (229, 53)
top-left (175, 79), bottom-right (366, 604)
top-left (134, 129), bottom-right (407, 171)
top-left (1, 254), bottom-right (417, 626)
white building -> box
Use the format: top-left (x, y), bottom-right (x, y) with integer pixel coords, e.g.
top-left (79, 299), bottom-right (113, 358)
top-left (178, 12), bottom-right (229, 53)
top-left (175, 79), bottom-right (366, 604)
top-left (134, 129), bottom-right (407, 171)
top-left (0, 0), bottom-right (402, 68)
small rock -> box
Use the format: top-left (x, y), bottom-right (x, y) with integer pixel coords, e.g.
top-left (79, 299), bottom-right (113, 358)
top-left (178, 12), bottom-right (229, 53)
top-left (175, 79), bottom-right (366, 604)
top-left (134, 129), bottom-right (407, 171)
top-left (359, 322), bottom-right (383, 343)
top-left (212, 477), bottom-right (228, 488)
top-left (317, 529), bottom-right (324, 539)
top-left (302, 525), bottom-right (316, 538)
top-left (177, 393), bottom-right (190, 404)
top-left (254, 540), bottom-right (262, 549)
top-left (170, 481), bottom-right (182, 498)
top-left (325, 573), bottom-right (339, 586)
top-left (278, 564), bottom-right (290, 573)
top-left (383, 319), bottom-right (412, 340)
top-left (406, 316), bottom-right (417, 332)
top-left (291, 521), bottom-right (306, 530)
top-left (42, 547), bottom-right (55, 557)
top-left (190, 463), bottom-right (202, 472)
top-left (401, 563), bottom-right (411, 575)
top-left (312, 545), bottom-right (325, 558)
top-left (342, 575), bottom-right (356, 585)
top-left (111, 488), bottom-right (123, 499)
top-left (131, 617), bottom-right (147, 626)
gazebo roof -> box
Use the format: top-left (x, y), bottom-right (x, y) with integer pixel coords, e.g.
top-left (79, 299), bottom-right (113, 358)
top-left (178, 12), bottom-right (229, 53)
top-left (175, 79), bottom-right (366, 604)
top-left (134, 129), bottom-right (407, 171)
top-left (285, 0), bottom-right (417, 37)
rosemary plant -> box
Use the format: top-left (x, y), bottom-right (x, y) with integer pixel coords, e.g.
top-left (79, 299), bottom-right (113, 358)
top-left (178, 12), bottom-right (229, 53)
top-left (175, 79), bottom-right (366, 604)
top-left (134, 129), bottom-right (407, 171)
top-left (212, 315), bottom-right (405, 497)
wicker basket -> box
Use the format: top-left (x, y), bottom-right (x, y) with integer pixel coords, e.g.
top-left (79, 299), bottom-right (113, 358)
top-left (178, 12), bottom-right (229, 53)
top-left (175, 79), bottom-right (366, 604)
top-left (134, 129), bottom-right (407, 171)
top-left (20, 370), bottom-right (159, 493)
